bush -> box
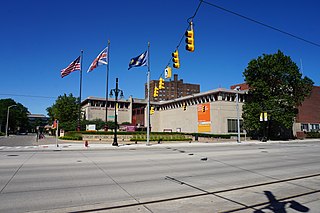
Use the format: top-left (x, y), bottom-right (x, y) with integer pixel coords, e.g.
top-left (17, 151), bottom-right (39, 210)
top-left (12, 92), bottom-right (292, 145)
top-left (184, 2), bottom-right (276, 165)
top-left (306, 132), bottom-right (320, 138)
top-left (190, 133), bottom-right (245, 139)
top-left (61, 132), bottom-right (82, 140)
top-left (59, 135), bottom-right (82, 140)
top-left (130, 133), bottom-right (192, 141)
top-left (0, 132), bottom-right (5, 136)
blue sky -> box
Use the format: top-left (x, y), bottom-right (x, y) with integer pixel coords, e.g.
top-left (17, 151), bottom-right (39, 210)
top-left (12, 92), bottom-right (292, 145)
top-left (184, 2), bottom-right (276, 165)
top-left (1, 0), bottom-right (319, 115)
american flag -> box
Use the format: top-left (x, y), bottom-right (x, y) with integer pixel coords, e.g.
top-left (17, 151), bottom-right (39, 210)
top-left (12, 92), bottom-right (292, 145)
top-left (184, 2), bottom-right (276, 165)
top-left (87, 47), bottom-right (108, 73)
top-left (60, 56), bottom-right (81, 78)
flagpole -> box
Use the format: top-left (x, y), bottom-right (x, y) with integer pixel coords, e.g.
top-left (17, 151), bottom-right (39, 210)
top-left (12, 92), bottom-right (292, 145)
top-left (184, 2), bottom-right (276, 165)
top-left (147, 42), bottom-right (150, 145)
top-left (78, 50), bottom-right (83, 131)
top-left (105, 40), bottom-right (110, 131)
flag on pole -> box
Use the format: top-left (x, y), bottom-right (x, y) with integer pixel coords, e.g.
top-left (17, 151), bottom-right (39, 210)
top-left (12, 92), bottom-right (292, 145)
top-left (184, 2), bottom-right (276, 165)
top-left (60, 56), bottom-right (81, 78)
top-left (128, 50), bottom-right (148, 70)
top-left (87, 47), bottom-right (108, 73)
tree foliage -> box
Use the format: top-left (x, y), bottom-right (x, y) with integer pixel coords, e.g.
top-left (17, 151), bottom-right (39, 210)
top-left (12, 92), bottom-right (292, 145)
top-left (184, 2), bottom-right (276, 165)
top-left (0, 98), bottom-right (29, 133)
top-left (243, 50), bottom-right (314, 139)
top-left (46, 93), bottom-right (80, 131)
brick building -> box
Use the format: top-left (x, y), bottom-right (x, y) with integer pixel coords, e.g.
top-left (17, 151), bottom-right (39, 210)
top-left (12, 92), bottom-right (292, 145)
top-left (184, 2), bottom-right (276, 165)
top-left (294, 86), bottom-right (320, 133)
top-left (146, 74), bottom-right (200, 102)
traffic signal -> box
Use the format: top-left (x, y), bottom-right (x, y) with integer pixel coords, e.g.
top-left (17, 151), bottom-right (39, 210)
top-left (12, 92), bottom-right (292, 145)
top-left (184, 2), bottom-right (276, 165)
top-left (185, 22), bottom-right (194, 52)
top-left (153, 86), bottom-right (159, 97)
top-left (172, 50), bottom-right (180, 69)
top-left (159, 77), bottom-right (165, 90)
top-left (183, 103), bottom-right (187, 111)
top-left (165, 66), bottom-right (172, 79)
top-left (150, 106), bottom-right (155, 115)
top-left (202, 105), bottom-right (205, 112)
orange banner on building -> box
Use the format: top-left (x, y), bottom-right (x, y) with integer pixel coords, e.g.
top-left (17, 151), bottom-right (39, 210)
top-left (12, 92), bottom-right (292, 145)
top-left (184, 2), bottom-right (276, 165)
top-left (198, 103), bottom-right (211, 132)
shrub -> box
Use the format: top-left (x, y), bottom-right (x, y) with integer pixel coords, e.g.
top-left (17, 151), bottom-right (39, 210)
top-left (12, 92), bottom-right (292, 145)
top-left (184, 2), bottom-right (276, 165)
top-left (59, 135), bottom-right (82, 140)
top-left (306, 132), bottom-right (320, 138)
top-left (0, 132), bottom-right (5, 136)
top-left (61, 132), bottom-right (82, 140)
top-left (130, 133), bottom-right (192, 141)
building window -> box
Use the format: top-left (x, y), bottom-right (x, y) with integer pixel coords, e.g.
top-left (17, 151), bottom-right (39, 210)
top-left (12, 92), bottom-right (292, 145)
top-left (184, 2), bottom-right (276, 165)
top-left (301, 123), bottom-right (309, 132)
top-left (227, 119), bottom-right (243, 133)
top-left (310, 124), bottom-right (319, 132)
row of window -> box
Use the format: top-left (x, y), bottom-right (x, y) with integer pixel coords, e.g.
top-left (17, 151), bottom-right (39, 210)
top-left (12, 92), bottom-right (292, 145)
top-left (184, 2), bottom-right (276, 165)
top-left (301, 123), bottom-right (320, 132)
top-left (89, 101), bottom-right (129, 109)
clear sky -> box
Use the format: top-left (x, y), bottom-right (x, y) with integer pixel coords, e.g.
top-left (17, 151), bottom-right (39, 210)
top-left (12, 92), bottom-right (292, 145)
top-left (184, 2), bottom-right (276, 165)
top-left (1, 0), bottom-right (319, 115)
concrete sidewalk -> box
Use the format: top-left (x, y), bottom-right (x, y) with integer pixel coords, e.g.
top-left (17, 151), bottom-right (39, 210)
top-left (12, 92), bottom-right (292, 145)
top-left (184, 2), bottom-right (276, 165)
top-left (1, 137), bottom-right (318, 151)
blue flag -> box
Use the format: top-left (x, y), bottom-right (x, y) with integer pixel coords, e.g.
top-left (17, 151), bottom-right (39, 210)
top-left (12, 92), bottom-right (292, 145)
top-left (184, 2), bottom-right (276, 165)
top-left (128, 51), bottom-right (148, 70)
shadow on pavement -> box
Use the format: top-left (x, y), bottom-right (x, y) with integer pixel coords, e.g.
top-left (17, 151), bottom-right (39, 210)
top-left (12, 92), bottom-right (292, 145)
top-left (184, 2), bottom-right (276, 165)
top-left (254, 191), bottom-right (309, 213)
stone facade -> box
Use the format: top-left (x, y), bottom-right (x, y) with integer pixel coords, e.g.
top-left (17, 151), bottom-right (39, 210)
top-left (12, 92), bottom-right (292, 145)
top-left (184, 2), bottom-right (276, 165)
top-left (150, 88), bottom-right (244, 134)
top-left (82, 88), bottom-right (245, 135)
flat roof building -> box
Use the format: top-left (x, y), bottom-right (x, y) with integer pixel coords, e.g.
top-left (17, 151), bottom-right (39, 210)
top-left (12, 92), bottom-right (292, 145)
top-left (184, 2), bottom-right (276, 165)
top-left (81, 87), bottom-right (245, 135)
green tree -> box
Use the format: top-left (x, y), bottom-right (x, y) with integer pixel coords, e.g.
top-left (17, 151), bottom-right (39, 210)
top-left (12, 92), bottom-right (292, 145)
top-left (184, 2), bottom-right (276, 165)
top-left (243, 50), bottom-right (314, 140)
top-left (0, 98), bottom-right (29, 133)
top-left (46, 93), bottom-right (80, 131)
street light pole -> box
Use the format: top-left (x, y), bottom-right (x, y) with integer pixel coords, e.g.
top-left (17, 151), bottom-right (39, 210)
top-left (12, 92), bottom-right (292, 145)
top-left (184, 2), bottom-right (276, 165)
top-left (110, 78), bottom-right (124, 146)
top-left (234, 87), bottom-right (241, 143)
top-left (5, 105), bottom-right (17, 137)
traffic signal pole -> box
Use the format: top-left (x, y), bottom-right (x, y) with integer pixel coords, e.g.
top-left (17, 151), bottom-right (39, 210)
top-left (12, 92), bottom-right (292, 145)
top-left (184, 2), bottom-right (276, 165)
top-left (147, 42), bottom-right (150, 145)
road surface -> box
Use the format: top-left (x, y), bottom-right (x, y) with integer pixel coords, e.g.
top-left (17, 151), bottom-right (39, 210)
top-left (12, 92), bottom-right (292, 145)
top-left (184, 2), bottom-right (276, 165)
top-left (0, 140), bottom-right (319, 212)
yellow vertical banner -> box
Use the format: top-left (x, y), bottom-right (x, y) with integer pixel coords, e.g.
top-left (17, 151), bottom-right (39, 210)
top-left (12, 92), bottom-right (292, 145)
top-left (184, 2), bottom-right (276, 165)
top-left (116, 103), bottom-right (119, 115)
top-left (260, 113), bottom-right (263, 121)
top-left (198, 103), bottom-right (211, 132)
top-left (264, 112), bottom-right (268, 121)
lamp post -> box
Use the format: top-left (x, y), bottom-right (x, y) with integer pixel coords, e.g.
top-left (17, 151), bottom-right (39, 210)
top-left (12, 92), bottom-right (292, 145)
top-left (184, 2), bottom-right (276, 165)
top-left (234, 87), bottom-right (241, 143)
top-left (5, 105), bottom-right (17, 137)
top-left (109, 78), bottom-right (124, 146)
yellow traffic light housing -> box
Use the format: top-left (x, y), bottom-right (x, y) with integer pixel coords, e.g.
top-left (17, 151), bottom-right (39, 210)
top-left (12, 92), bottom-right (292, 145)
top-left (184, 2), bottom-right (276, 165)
top-left (150, 106), bottom-right (155, 115)
top-left (159, 77), bottom-right (165, 90)
top-left (172, 50), bottom-right (180, 69)
top-left (153, 86), bottom-right (159, 97)
top-left (185, 22), bottom-right (194, 52)
top-left (183, 103), bottom-right (187, 111)
top-left (165, 66), bottom-right (172, 79)
top-left (202, 105), bottom-right (205, 112)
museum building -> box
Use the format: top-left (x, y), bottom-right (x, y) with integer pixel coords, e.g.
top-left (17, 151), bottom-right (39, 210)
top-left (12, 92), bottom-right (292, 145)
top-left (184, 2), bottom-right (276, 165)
top-left (81, 86), bottom-right (246, 135)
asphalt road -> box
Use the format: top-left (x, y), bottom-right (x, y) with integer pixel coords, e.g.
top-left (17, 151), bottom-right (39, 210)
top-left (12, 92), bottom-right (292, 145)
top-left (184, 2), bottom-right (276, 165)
top-left (0, 140), bottom-right (319, 212)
